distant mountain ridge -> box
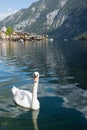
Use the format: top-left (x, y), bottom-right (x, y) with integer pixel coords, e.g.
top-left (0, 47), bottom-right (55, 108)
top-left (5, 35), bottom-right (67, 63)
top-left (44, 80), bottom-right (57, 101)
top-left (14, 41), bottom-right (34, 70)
top-left (0, 0), bottom-right (87, 39)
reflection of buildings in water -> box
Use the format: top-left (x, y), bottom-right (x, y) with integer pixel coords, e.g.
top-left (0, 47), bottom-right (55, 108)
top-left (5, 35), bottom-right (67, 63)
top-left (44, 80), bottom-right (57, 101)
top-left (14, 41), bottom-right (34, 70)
top-left (0, 41), bottom-right (13, 57)
top-left (7, 41), bottom-right (25, 58)
top-left (0, 41), bottom-right (25, 59)
top-left (0, 41), bottom-right (69, 86)
top-left (1, 42), bottom-right (7, 56)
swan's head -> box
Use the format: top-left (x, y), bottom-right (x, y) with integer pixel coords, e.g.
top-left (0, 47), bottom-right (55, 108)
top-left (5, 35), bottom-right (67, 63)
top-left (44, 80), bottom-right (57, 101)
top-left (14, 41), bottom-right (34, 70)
top-left (34, 71), bottom-right (39, 83)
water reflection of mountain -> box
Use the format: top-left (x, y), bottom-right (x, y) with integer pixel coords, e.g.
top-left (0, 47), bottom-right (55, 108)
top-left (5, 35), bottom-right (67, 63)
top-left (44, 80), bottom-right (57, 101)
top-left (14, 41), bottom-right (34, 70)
top-left (0, 40), bottom-right (87, 87)
top-left (0, 96), bottom-right (87, 130)
top-left (56, 84), bottom-right (87, 119)
top-left (45, 40), bottom-right (87, 89)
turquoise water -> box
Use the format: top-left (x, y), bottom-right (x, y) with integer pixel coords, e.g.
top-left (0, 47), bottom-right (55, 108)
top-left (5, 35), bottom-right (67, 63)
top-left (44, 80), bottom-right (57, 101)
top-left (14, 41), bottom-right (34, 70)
top-left (0, 40), bottom-right (87, 130)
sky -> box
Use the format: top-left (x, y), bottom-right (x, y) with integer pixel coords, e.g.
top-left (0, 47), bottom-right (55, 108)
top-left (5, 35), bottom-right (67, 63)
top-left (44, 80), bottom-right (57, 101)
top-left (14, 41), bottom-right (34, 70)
top-left (0, 0), bottom-right (38, 21)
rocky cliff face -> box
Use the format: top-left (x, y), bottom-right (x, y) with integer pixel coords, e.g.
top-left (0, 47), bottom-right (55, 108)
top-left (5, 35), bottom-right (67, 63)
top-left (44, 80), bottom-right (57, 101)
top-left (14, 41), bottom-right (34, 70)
top-left (0, 0), bottom-right (87, 39)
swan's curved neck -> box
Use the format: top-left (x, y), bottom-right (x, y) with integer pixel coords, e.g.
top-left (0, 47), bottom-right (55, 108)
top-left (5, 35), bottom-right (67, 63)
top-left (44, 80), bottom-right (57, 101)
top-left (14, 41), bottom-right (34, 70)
top-left (32, 82), bottom-right (38, 99)
top-left (31, 81), bottom-right (39, 109)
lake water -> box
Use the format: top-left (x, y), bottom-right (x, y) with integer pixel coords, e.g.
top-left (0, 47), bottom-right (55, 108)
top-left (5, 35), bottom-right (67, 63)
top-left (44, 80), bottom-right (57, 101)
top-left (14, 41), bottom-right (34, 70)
top-left (0, 39), bottom-right (87, 130)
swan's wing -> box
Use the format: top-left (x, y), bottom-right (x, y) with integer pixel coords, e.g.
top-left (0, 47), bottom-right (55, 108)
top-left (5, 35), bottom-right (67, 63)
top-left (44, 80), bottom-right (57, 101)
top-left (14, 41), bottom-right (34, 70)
top-left (23, 90), bottom-right (32, 97)
top-left (17, 90), bottom-right (25, 100)
top-left (14, 90), bottom-right (32, 100)
top-left (12, 86), bottom-right (19, 96)
top-left (12, 87), bottom-right (33, 108)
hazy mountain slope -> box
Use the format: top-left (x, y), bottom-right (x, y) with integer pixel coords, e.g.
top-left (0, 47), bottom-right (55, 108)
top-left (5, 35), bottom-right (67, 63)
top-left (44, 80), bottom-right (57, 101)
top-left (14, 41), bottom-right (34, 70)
top-left (0, 0), bottom-right (87, 39)
top-left (50, 0), bottom-right (87, 39)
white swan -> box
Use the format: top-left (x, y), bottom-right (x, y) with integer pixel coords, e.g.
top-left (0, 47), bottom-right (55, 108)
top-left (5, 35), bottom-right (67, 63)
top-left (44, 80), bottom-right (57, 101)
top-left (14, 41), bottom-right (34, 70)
top-left (11, 72), bottom-right (40, 110)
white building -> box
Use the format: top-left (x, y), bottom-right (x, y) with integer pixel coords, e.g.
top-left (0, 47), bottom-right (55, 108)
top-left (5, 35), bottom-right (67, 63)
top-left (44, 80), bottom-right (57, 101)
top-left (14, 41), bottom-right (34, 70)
top-left (2, 26), bottom-right (7, 32)
top-left (0, 26), bottom-right (7, 39)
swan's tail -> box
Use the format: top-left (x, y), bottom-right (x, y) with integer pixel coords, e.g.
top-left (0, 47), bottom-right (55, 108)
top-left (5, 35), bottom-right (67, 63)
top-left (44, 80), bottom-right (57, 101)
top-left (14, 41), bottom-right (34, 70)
top-left (11, 86), bottom-right (19, 96)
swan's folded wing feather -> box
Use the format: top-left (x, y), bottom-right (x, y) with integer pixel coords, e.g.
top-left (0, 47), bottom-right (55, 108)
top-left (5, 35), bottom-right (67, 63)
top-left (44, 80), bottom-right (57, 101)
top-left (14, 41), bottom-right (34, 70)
top-left (18, 90), bottom-right (25, 100)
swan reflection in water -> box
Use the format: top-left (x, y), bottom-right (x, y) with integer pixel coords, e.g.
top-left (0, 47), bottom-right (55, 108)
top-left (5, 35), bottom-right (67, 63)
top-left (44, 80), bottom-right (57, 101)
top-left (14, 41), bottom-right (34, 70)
top-left (32, 110), bottom-right (39, 130)
top-left (14, 106), bottom-right (39, 130)
top-left (17, 108), bottom-right (39, 130)
top-left (0, 96), bottom-right (39, 130)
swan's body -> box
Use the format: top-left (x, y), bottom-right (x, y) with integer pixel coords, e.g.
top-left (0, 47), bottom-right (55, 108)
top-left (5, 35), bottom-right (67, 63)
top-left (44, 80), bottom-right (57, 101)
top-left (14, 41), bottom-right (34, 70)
top-left (11, 72), bottom-right (40, 110)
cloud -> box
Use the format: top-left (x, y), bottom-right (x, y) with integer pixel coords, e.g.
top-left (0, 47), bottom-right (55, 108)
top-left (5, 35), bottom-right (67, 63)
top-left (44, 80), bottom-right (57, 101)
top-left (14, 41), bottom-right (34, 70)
top-left (0, 8), bottom-right (17, 21)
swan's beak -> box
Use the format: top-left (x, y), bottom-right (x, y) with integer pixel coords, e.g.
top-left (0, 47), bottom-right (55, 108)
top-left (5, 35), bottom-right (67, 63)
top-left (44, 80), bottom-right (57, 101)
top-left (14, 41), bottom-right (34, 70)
top-left (34, 71), bottom-right (39, 83)
top-left (34, 75), bottom-right (38, 83)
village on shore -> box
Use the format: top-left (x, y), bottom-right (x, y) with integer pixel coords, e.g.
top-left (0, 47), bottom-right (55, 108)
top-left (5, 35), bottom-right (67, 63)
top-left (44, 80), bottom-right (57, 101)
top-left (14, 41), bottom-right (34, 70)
top-left (0, 25), bottom-right (48, 42)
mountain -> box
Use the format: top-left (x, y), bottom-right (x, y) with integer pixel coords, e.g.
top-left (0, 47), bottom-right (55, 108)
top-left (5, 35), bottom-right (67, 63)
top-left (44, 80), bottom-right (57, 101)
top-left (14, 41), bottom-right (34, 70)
top-left (0, 0), bottom-right (87, 39)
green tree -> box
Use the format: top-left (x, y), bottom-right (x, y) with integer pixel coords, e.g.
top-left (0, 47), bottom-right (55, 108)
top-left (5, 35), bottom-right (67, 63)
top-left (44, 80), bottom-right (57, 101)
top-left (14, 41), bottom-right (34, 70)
top-left (6, 26), bottom-right (13, 36)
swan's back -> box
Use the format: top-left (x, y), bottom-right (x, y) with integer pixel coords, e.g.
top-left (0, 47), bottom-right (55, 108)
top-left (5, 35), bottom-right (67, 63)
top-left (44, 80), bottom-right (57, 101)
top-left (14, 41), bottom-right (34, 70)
top-left (12, 86), bottom-right (32, 108)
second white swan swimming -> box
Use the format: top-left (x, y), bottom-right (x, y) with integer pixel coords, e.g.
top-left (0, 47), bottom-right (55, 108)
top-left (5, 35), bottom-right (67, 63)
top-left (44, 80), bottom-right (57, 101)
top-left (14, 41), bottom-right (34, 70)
top-left (11, 72), bottom-right (40, 110)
